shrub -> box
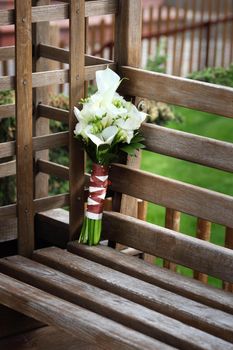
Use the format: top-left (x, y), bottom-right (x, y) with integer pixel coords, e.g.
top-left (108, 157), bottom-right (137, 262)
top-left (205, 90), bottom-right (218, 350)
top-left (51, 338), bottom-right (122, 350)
top-left (187, 64), bottom-right (233, 88)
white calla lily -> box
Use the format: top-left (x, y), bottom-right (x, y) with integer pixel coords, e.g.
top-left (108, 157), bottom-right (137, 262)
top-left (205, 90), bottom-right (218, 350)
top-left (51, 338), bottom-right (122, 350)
top-left (86, 125), bottom-right (118, 148)
top-left (96, 67), bottom-right (121, 104)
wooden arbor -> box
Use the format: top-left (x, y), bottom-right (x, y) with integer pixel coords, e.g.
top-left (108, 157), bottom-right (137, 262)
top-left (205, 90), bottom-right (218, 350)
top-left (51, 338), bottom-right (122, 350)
top-left (0, 1), bottom-right (233, 349)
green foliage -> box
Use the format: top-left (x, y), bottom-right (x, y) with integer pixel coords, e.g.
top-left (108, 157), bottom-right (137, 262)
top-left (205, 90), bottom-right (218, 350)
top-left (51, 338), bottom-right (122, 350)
top-left (187, 64), bottom-right (233, 87)
top-left (145, 42), bottom-right (167, 73)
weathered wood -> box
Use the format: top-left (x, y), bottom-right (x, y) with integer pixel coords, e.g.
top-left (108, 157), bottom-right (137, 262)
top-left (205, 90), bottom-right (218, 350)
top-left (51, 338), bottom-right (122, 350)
top-left (32, 0), bottom-right (50, 199)
top-left (224, 227), bottom-right (233, 292)
top-left (120, 66), bottom-right (233, 118)
top-left (0, 46), bottom-right (14, 60)
top-left (0, 104), bottom-right (15, 119)
top-left (15, 0), bottom-right (34, 257)
top-left (37, 104), bottom-right (68, 123)
top-left (0, 273), bottom-right (172, 350)
top-left (194, 219), bottom-right (211, 283)
top-left (163, 208), bottom-right (181, 271)
top-left (109, 164), bottom-right (233, 228)
top-left (0, 204), bottom-right (17, 219)
top-left (68, 243), bottom-right (233, 314)
top-left (0, 1), bottom-right (118, 26)
top-left (0, 132), bottom-right (68, 160)
top-left (141, 123), bottom-right (233, 173)
top-left (37, 160), bottom-right (69, 180)
top-left (32, 247), bottom-right (233, 342)
top-left (0, 254), bottom-right (232, 350)
top-left (0, 305), bottom-right (43, 339)
top-left (69, 0), bottom-right (85, 240)
top-left (101, 211), bottom-right (233, 283)
top-left (0, 160), bottom-right (16, 178)
top-left (34, 193), bottom-right (69, 213)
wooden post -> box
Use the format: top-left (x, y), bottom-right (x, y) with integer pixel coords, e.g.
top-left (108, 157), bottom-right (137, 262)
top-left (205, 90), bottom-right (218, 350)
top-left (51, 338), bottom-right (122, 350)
top-left (15, 0), bottom-right (34, 256)
top-left (197, 0), bottom-right (205, 70)
top-left (223, 227), bottom-right (233, 292)
top-left (32, 0), bottom-right (50, 199)
top-left (188, 0), bottom-right (196, 73)
top-left (69, 0), bottom-right (85, 240)
top-left (114, 0), bottom-right (143, 251)
top-left (172, 0), bottom-right (180, 75)
top-left (163, 208), bottom-right (181, 271)
top-left (194, 218), bottom-right (211, 283)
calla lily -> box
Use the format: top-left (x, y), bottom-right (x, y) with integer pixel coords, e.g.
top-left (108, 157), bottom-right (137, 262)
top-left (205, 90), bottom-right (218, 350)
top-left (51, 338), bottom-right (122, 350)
top-left (96, 67), bottom-right (121, 104)
top-left (86, 125), bottom-right (118, 148)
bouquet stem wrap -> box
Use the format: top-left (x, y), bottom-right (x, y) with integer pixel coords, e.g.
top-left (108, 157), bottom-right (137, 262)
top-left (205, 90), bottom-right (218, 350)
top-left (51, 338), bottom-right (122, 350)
top-left (79, 163), bottom-right (109, 245)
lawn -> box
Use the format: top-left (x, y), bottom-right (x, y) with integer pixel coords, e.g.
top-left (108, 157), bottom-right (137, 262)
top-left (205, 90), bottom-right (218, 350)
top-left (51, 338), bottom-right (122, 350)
top-left (141, 107), bottom-right (233, 288)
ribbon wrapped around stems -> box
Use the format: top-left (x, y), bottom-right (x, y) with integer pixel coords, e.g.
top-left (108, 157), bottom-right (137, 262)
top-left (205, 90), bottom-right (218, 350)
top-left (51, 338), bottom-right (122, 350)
top-left (79, 163), bottom-right (109, 245)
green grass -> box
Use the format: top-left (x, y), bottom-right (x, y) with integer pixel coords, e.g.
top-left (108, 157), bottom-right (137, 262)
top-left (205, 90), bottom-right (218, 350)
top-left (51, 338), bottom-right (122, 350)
top-left (141, 107), bottom-right (233, 288)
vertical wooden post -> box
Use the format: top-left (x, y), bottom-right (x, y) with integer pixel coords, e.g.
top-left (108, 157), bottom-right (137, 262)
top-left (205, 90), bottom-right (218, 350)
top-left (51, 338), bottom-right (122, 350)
top-left (32, 0), bottom-right (50, 199)
top-left (178, 0), bottom-right (188, 76)
top-left (114, 0), bottom-right (143, 251)
top-left (163, 208), bottom-right (181, 271)
top-left (69, 0), bottom-right (85, 240)
top-left (197, 0), bottom-right (205, 70)
top-left (172, 0), bottom-right (180, 76)
top-left (213, 0), bottom-right (220, 67)
top-left (223, 227), bottom-right (233, 292)
top-left (15, 0), bottom-right (34, 256)
top-left (188, 0), bottom-right (196, 74)
top-left (194, 218), bottom-right (211, 283)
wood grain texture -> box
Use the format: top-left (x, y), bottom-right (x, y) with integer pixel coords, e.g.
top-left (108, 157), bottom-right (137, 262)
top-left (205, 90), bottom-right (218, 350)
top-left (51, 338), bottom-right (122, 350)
top-left (32, 247), bottom-right (233, 342)
top-left (0, 272), bottom-right (172, 350)
top-left (141, 123), bottom-right (233, 173)
top-left (0, 160), bottom-right (16, 178)
top-left (119, 66), bottom-right (233, 118)
top-left (69, 0), bottom-right (85, 240)
top-left (0, 46), bottom-right (14, 60)
top-left (194, 218), bottom-right (211, 283)
top-left (32, 0), bottom-right (50, 199)
top-left (0, 104), bottom-right (15, 119)
top-left (37, 159), bottom-right (69, 180)
top-left (0, 254), bottom-right (232, 350)
top-left (15, 0), bottom-right (34, 257)
top-left (101, 211), bottom-right (233, 283)
top-left (109, 164), bottom-right (233, 228)
top-left (68, 243), bottom-right (233, 314)
top-left (37, 104), bottom-right (68, 123)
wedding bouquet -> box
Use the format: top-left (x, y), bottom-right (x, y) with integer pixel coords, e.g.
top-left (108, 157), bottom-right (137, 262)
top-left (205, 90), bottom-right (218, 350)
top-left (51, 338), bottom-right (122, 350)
top-left (74, 67), bottom-right (146, 245)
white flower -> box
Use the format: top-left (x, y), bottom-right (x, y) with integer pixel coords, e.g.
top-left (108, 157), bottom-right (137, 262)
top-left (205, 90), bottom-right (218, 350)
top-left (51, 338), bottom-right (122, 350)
top-left (85, 125), bottom-right (118, 148)
top-left (114, 102), bottom-right (147, 131)
top-left (96, 67), bottom-right (121, 104)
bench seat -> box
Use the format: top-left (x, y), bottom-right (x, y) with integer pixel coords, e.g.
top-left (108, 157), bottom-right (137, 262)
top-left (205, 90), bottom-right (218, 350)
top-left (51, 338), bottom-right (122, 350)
top-left (0, 245), bottom-right (233, 350)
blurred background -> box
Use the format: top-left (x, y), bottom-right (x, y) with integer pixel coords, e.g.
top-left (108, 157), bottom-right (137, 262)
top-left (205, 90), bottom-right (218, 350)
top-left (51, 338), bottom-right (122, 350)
top-left (0, 0), bottom-right (232, 287)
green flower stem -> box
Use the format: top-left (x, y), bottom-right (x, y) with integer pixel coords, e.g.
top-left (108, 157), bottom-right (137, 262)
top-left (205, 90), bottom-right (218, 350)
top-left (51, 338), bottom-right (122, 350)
top-left (79, 217), bottom-right (102, 246)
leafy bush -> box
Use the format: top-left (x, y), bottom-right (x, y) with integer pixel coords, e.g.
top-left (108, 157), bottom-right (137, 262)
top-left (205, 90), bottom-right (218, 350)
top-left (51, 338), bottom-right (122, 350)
top-left (187, 64), bottom-right (233, 88)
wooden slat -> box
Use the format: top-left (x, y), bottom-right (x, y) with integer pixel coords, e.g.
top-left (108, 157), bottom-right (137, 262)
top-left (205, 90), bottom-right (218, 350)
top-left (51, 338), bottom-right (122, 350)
top-left (109, 164), bottom-right (233, 228)
top-left (101, 211), bottom-right (233, 283)
top-left (34, 193), bottom-right (69, 213)
top-left (141, 123), bottom-right (233, 172)
top-left (0, 1), bottom-right (118, 26)
top-left (69, 0), bottom-right (85, 240)
top-left (0, 160), bottom-right (16, 178)
top-left (119, 66), bottom-right (233, 118)
top-left (32, 131), bottom-right (69, 151)
top-left (37, 159), bottom-right (69, 180)
top-left (68, 242), bottom-right (233, 314)
top-left (0, 132), bottom-right (68, 160)
top-left (0, 64), bottom-right (116, 91)
top-left (15, 0), bottom-right (34, 257)
top-left (0, 204), bottom-right (16, 219)
top-left (0, 254), bottom-right (231, 350)
top-left (0, 46), bottom-right (15, 60)
top-left (0, 273), bottom-right (166, 350)
top-left (37, 104), bottom-right (68, 123)
top-left (32, 246), bottom-right (233, 343)
top-left (189, 0), bottom-right (197, 73)
top-left (0, 104), bottom-right (15, 119)
top-left (224, 226), bottom-right (233, 292)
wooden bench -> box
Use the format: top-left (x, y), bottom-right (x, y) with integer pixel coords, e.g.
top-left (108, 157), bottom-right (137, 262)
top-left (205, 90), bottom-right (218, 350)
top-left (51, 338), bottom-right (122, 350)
top-left (0, 0), bottom-right (233, 349)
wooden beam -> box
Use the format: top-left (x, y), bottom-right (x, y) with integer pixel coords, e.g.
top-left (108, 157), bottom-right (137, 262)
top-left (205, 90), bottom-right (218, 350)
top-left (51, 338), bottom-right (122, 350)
top-left (102, 211), bottom-right (233, 283)
top-left (141, 123), bottom-right (233, 173)
top-left (0, 273), bottom-right (167, 350)
top-left (68, 0), bottom-right (85, 240)
top-left (109, 164), bottom-right (233, 228)
top-left (15, 0), bottom-right (34, 257)
top-left (119, 66), bottom-right (233, 118)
